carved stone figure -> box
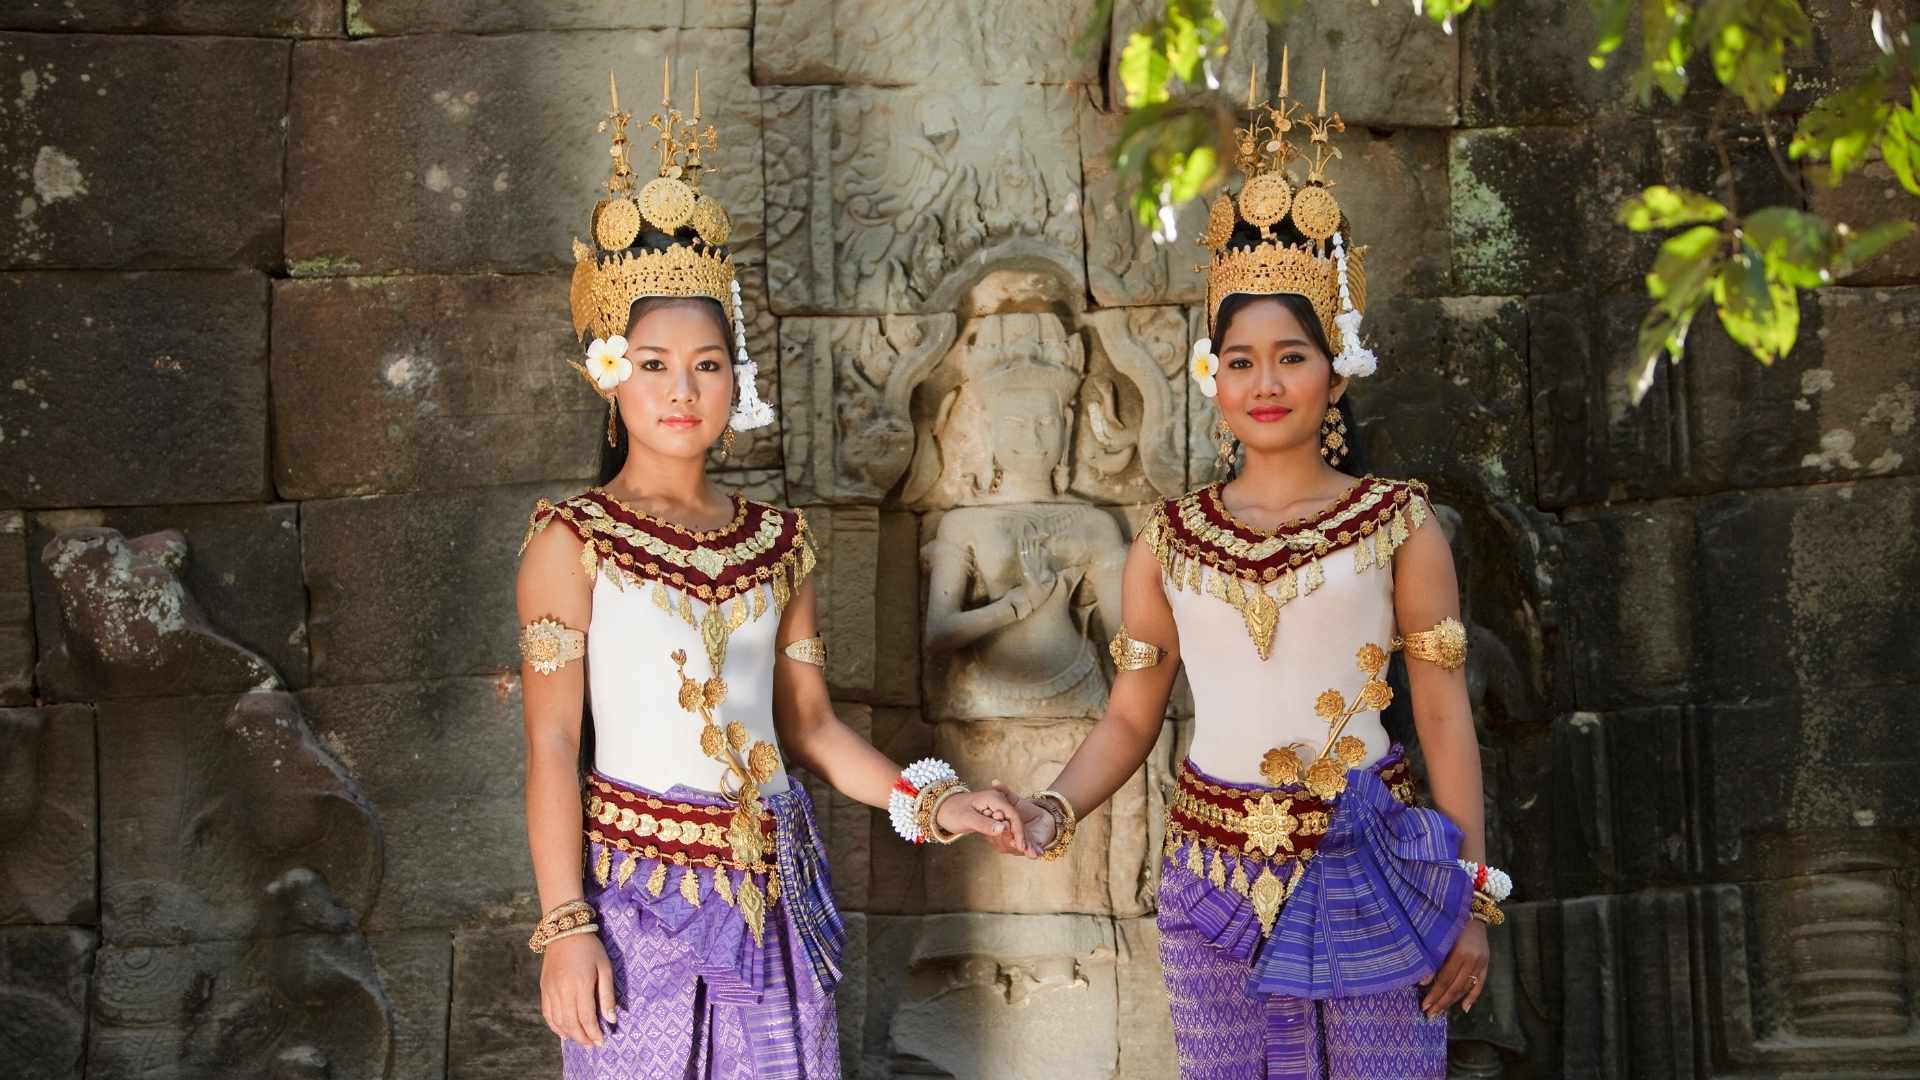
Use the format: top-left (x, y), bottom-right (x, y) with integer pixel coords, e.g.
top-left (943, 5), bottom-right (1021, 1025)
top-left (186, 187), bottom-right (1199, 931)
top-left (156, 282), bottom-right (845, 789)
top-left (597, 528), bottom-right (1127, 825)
top-left (914, 314), bottom-right (1128, 721)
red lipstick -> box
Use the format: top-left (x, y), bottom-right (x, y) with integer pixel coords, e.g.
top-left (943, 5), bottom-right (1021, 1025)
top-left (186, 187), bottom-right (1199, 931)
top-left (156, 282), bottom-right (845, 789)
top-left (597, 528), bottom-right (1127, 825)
top-left (1247, 405), bottom-right (1292, 423)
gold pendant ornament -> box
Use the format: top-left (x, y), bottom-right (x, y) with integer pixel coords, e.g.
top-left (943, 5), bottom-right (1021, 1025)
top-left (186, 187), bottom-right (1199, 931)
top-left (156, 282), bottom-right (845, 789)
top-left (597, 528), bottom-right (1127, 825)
top-left (1215, 417), bottom-right (1237, 474)
top-left (1319, 406), bottom-right (1348, 466)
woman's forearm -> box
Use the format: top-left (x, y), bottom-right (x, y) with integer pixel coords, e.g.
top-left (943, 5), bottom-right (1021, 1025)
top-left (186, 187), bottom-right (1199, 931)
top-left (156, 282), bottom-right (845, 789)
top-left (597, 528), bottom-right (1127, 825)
top-left (525, 733), bottom-right (588, 911)
top-left (1416, 707), bottom-right (1485, 864)
top-left (780, 709), bottom-right (901, 809)
top-left (1047, 707), bottom-right (1165, 820)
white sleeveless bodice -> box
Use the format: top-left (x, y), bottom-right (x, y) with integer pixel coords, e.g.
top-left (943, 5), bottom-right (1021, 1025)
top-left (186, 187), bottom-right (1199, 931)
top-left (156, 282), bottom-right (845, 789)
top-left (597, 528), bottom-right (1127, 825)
top-left (1145, 478), bottom-right (1433, 787)
top-left (1170, 546), bottom-right (1395, 785)
top-left (522, 490), bottom-right (818, 799)
top-left (587, 572), bottom-right (791, 795)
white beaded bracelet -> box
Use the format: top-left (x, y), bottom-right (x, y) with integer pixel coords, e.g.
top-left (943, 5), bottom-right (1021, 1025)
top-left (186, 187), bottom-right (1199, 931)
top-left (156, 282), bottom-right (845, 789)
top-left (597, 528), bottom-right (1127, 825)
top-left (1458, 859), bottom-right (1513, 902)
top-left (888, 757), bottom-right (959, 844)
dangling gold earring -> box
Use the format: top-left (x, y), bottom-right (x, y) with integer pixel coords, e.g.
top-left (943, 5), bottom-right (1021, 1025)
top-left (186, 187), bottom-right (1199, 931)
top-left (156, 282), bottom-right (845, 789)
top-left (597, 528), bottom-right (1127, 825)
top-left (1214, 416), bottom-right (1236, 474)
top-left (1319, 406), bottom-right (1348, 466)
top-left (605, 396), bottom-right (620, 448)
top-left (720, 428), bottom-right (737, 458)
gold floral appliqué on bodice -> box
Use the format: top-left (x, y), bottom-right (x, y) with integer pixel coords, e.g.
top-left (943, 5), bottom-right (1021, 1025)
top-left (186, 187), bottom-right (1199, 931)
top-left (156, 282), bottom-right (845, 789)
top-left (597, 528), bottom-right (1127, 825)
top-left (1140, 476), bottom-right (1429, 659)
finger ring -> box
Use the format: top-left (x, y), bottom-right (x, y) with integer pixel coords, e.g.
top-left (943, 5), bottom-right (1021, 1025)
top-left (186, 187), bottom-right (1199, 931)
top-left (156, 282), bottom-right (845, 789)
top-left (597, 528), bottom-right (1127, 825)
top-left (1467, 975), bottom-right (1479, 985)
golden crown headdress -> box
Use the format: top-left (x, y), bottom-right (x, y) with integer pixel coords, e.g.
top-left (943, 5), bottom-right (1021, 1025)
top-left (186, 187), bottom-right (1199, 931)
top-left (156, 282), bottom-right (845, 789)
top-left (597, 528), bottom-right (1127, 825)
top-left (567, 63), bottom-right (773, 437)
top-left (1194, 47), bottom-right (1377, 380)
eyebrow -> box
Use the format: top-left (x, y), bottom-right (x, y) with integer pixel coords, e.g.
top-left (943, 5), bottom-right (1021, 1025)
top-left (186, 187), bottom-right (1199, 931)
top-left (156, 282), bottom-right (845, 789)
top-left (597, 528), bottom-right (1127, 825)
top-left (630, 342), bottom-right (729, 354)
top-left (1221, 337), bottom-right (1315, 352)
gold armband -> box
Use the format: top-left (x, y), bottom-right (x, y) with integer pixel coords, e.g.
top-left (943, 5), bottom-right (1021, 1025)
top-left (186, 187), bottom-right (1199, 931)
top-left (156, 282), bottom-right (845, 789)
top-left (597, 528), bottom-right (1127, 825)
top-left (518, 615), bottom-right (586, 675)
top-left (783, 636), bottom-right (827, 668)
top-left (1393, 617), bottom-right (1467, 671)
top-left (1107, 626), bottom-right (1166, 672)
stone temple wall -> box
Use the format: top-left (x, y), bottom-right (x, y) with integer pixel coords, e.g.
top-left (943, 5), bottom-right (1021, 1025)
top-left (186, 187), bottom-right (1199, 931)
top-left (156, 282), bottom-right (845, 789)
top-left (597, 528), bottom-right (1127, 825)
top-left (1, 1), bottom-right (1916, 1077)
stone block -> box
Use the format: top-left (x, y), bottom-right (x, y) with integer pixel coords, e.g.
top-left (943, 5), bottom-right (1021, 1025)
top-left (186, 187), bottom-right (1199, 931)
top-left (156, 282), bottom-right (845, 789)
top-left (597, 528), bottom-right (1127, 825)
top-left (0, 512), bottom-right (30, 704)
top-left (1076, 306), bottom-right (1190, 504)
top-left (97, 693), bottom-right (379, 945)
top-left (755, 0), bottom-right (1099, 86)
top-left (272, 275), bottom-right (601, 499)
top-left (1279, 0), bottom-right (1459, 126)
top-left (1809, 162), bottom-right (1920, 285)
top-left (300, 677), bottom-right (534, 930)
top-left (37, 528), bottom-right (282, 701)
top-left (887, 913), bottom-right (1119, 1079)
top-left (0, 926), bottom-right (92, 1080)
top-left (1329, 128), bottom-right (1454, 301)
top-left (1460, 0), bottom-right (1650, 126)
top-left (347, 0), bottom-right (749, 34)
top-left (780, 314), bottom-right (953, 504)
top-left (1555, 503), bottom-right (1698, 708)
top-left (763, 85), bottom-right (1085, 315)
top-left (0, 706), bottom-right (95, 926)
top-left (1549, 709), bottom-right (1706, 897)
top-left (0, 272), bottom-right (270, 508)
top-left (1116, 916), bottom-right (1177, 1078)
top-left (835, 912), bottom-right (869, 1071)
top-left (1792, 287), bottom-right (1920, 482)
top-left (855, 914), bottom-right (917, 1076)
top-left (302, 482), bottom-right (548, 686)
top-left (288, 32), bottom-right (761, 273)
top-left (448, 927), bottom-right (552, 1080)
top-left (1528, 289), bottom-right (1671, 507)
top-left (0, 35), bottom-right (286, 268)
top-left (0, 1), bottom-right (338, 34)
top-left (1080, 108), bottom-right (1209, 308)
top-left (1693, 479), bottom-right (1919, 701)
top-left (1360, 295), bottom-right (1532, 503)
top-left (924, 720), bottom-right (1155, 917)
top-left (1702, 687), bottom-right (1920, 879)
top-left (29, 503), bottom-right (307, 696)
top-left (90, 933), bottom-right (390, 1080)
top-left (367, 930), bottom-right (455, 1080)
top-left (1450, 125), bottom-right (1661, 296)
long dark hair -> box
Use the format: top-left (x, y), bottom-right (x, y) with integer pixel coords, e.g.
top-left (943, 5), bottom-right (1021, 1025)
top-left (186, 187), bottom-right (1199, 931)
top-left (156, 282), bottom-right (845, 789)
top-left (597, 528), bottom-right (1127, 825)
top-left (1212, 289), bottom-right (1367, 477)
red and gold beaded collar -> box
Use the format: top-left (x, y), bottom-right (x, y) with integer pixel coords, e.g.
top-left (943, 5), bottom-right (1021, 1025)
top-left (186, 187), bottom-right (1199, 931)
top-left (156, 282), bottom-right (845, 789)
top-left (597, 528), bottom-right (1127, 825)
top-left (521, 489), bottom-right (816, 606)
top-left (1140, 477), bottom-right (1429, 659)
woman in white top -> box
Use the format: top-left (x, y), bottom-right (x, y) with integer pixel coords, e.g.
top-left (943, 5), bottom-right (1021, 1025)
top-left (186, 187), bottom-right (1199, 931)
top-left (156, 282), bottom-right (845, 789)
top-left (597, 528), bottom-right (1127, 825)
top-left (515, 70), bottom-right (1022, 1080)
top-left (997, 67), bottom-right (1508, 1080)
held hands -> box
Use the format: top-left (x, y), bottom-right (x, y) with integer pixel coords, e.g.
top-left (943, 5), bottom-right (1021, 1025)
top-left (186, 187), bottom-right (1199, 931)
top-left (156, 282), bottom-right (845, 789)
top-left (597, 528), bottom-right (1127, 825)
top-left (985, 781), bottom-right (1057, 859)
top-left (540, 930), bottom-right (616, 1047)
top-left (934, 786), bottom-right (1034, 856)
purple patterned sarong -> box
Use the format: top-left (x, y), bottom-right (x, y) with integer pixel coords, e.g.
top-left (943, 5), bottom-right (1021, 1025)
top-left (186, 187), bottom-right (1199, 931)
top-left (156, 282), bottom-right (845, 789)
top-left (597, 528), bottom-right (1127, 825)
top-left (560, 775), bottom-right (841, 1079)
top-left (1157, 749), bottom-right (1470, 1079)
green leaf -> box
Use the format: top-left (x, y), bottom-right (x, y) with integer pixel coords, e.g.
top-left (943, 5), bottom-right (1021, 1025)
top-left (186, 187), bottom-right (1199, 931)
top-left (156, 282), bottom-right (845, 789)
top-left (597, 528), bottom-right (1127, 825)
top-left (1633, 224), bottom-right (1721, 401)
top-left (1883, 91), bottom-right (1920, 196)
top-left (1118, 29), bottom-right (1173, 108)
top-left (1646, 224), bottom-right (1723, 304)
top-left (1713, 244), bottom-right (1799, 364)
top-left (1742, 206), bottom-right (1838, 288)
top-left (1252, 0), bottom-right (1308, 23)
top-left (1618, 186), bottom-right (1728, 231)
top-left (1835, 219), bottom-right (1918, 273)
top-left (1791, 75), bottom-right (1892, 179)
